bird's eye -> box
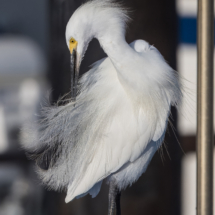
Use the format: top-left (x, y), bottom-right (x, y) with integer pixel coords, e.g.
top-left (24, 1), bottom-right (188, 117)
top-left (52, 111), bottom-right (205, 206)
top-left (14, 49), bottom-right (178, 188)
top-left (70, 38), bottom-right (76, 44)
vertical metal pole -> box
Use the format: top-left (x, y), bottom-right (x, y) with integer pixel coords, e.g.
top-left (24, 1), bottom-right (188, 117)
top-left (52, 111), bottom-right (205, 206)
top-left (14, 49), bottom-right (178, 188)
top-left (197, 0), bottom-right (214, 214)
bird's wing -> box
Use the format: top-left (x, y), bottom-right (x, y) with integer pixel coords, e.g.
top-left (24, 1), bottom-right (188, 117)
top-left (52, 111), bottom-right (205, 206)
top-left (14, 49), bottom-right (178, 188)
top-left (65, 55), bottom-right (170, 202)
top-left (22, 54), bottom-right (156, 202)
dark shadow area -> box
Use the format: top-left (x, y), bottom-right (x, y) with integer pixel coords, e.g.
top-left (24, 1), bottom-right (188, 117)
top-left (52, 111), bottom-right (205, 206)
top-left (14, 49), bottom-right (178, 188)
top-left (79, 38), bottom-right (107, 76)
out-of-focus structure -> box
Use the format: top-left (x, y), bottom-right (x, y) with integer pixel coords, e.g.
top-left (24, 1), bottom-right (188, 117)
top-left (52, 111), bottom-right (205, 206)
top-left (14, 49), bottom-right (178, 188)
top-left (177, 0), bottom-right (214, 214)
top-left (0, 0), bottom-right (48, 215)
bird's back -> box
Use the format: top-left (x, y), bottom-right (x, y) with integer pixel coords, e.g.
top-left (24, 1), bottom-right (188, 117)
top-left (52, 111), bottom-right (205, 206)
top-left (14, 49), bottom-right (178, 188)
top-left (65, 40), bottom-right (178, 201)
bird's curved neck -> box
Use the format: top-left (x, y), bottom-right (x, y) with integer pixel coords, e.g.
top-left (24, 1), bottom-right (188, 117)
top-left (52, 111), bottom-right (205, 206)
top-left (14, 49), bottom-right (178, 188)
top-left (97, 33), bottom-right (135, 74)
top-left (96, 32), bottom-right (142, 102)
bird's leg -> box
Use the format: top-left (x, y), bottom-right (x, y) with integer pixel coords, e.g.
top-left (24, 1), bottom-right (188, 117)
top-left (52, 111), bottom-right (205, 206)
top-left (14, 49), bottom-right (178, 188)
top-left (116, 190), bottom-right (121, 215)
top-left (108, 181), bottom-right (121, 215)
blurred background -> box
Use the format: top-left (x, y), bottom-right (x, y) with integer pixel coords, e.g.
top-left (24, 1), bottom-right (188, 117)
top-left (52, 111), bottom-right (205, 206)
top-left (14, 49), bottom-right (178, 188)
top-left (0, 0), bottom-right (214, 214)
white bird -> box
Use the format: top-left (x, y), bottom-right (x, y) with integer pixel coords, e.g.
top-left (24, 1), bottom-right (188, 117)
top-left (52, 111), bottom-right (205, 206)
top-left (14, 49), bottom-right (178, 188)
top-left (22, 0), bottom-right (182, 214)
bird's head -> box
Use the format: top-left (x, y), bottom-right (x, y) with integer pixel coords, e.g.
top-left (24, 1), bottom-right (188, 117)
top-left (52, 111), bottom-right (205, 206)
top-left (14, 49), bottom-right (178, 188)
top-left (65, 7), bottom-right (93, 70)
top-left (65, 1), bottom-right (130, 99)
top-left (65, 10), bottom-right (90, 99)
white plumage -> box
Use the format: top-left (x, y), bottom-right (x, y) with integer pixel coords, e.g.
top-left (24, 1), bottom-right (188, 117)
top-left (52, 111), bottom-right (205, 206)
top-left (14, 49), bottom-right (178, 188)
top-left (22, 0), bottom-right (182, 205)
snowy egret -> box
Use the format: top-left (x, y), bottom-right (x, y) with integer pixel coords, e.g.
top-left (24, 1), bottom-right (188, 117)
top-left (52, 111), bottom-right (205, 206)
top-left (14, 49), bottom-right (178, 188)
top-left (22, 0), bottom-right (182, 214)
